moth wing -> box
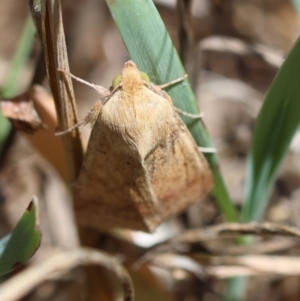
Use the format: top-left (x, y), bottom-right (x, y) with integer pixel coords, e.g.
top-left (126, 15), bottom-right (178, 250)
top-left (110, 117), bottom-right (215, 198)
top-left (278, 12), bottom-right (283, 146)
top-left (144, 107), bottom-right (213, 221)
top-left (74, 91), bottom-right (161, 232)
top-left (74, 87), bottom-right (212, 232)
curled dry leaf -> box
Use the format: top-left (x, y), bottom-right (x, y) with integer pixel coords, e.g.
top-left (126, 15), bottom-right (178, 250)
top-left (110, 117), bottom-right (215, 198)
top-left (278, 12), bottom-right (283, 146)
top-left (192, 254), bottom-right (300, 278)
top-left (151, 254), bottom-right (300, 279)
top-left (136, 222), bottom-right (300, 266)
top-left (0, 248), bottom-right (134, 301)
top-left (171, 222), bottom-right (300, 244)
top-left (139, 223), bottom-right (300, 280)
top-left (1, 84), bottom-right (70, 182)
top-left (0, 87), bottom-right (45, 133)
top-left (151, 253), bottom-right (206, 280)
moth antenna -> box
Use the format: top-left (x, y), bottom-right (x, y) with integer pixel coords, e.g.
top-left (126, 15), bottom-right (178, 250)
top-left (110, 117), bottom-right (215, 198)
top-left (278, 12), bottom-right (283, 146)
top-left (198, 147), bottom-right (217, 153)
top-left (175, 108), bottom-right (203, 119)
top-left (159, 74), bottom-right (188, 89)
top-left (58, 68), bottom-right (110, 96)
top-left (55, 120), bottom-right (85, 136)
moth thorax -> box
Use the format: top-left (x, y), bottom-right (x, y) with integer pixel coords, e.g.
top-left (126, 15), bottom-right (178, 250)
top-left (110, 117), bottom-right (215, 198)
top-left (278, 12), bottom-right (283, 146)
top-left (122, 69), bottom-right (144, 94)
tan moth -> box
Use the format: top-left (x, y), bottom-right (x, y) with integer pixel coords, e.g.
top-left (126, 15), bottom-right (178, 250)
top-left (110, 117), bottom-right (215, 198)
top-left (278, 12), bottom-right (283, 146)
top-left (59, 61), bottom-right (213, 232)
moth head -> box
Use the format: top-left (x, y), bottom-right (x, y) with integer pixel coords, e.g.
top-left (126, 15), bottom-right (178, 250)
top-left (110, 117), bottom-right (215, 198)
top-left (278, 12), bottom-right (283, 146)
top-left (112, 62), bottom-right (151, 89)
top-left (112, 74), bottom-right (122, 88)
top-left (140, 71), bottom-right (150, 83)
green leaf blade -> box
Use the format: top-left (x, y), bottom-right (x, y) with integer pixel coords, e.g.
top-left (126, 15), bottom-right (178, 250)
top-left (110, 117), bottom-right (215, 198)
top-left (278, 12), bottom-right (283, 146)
top-left (242, 37), bottom-right (300, 221)
top-left (0, 196), bottom-right (42, 276)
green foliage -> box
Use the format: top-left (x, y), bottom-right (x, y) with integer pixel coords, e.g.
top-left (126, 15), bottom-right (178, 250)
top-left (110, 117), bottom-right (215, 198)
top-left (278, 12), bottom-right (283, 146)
top-left (0, 112), bottom-right (11, 155)
top-left (226, 35), bottom-right (300, 301)
top-left (242, 37), bottom-right (300, 222)
top-left (0, 196), bottom-right (41, 276)
top-left (0, 19), bottom-right (40, 276)
top-left (1, 16), bottom-right (35, 98)
top-left (0, 16), bottom-right (36, 157)
top-left (290, 0), bottom-right (300, 13)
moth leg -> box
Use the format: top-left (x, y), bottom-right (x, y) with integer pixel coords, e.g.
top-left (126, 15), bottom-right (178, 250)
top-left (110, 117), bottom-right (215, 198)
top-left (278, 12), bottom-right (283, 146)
top-left (55, 120), bottom-right (85, 136)
top-left (159, 74), bottom-right (188, 89)
top-left (58, 69), bottom-right (110, 97)
top-left (198, 146), bottom-right (217, 153)
top-left (83, 100), bottom-right (103, 125)
top-left (175, 107), bottom-right (203, 119)
top-left (55, 101), bottom-right (104, 136)
top-left (145, 74), bottom-right (188, 99)
top-left (55, 69), bottom-right (111, 136)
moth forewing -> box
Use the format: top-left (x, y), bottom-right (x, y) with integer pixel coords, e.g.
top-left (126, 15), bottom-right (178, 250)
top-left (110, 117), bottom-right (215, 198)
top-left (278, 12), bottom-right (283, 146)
top-left (73, 61), bottom-right (212, 232)
top-left (145, 102), bottom-right (212, 221)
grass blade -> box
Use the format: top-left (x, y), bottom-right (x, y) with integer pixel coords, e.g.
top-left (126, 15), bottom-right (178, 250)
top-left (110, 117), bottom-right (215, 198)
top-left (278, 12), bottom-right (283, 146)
top-left (1, 16), bottom-right (36, 98)
top-left (0, 15), bottom-right (36, 156)
top-left (227, 35), bottom-right (300, 301)
top-left (242, 37), bottom-right (300, 222)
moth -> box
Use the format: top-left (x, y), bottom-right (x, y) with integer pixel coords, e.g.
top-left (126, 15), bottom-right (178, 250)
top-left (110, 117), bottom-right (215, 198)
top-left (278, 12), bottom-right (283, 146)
top-left (59, 61), bottom-right (213, 232)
